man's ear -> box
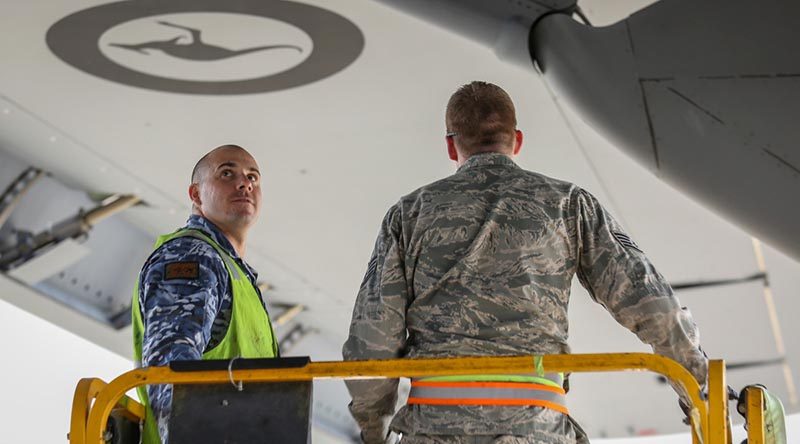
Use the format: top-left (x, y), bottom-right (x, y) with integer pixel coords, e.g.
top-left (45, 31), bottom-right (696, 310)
top-left (512, 129), bottom-right (523, 156)
top-left (446, 136), bottom-right (459, 161)
top-left (189, 183), bottom-right (202, 208)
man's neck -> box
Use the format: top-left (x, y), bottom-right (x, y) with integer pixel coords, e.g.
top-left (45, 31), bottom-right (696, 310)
top-left (193, 212), bottom-right (248, 257)
top-left (219, 227), bottom-right (247, 257)
top-left (458, 150), bottom-right (512, 167)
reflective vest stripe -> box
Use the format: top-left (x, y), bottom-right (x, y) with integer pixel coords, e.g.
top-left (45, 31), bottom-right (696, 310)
top-left (170, 230), bottom-right (241, 279)
top-left (408, 384), bottom-right (567, 405)
top-left (407, 397), bottom-right (570, 415)
top-left (407, 372), bottom-right (568, 414)
top-left (411, 381), bottom-right (566, 395)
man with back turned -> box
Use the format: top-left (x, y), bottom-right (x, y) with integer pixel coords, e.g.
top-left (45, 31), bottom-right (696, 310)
top-left (343, 81), bottom-right (708, 444)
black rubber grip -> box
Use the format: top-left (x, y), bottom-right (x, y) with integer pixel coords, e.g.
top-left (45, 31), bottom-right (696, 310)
top-left (170, 356), bottom-right (311, 372)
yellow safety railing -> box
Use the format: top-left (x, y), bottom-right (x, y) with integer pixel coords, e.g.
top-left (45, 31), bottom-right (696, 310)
top-left (745, 386), bottom-right (766, 444)
top-left (69, 378), bottom-right (145, 444)
top-left (70, 353), bottom-right (760, 444)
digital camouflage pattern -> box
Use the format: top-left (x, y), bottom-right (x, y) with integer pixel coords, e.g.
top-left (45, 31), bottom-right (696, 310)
top-left (343, 153), bottom-right (708, 444)
top-left (401, 435), bottom-right (578, 444)
top-left (137, 214), bottom-right (264, 444)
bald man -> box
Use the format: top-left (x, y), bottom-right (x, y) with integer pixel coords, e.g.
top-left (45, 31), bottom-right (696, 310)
top-left (132, 145), bottom-right (278, 444)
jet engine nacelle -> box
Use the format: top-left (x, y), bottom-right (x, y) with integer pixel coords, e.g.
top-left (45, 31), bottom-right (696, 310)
top-left (375, 0), bottom-right (800, 262)
top-left (373, 0), bottom-right (577, 70)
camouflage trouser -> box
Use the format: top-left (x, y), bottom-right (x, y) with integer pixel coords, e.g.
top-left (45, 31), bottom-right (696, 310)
top-left (400, 436), bottom-right (565, 444)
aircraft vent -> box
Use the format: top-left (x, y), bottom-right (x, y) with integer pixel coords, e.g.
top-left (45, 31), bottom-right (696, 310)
top-left (0, 148), bottom-right (151, 329)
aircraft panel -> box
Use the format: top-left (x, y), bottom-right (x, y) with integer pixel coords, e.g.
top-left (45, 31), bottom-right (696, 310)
top-left (628, 0), bottom-right (800, 77)
top-left (641, 78), bottom-right (800, 258)
top-left (1, 0), bottom-right (799, 439)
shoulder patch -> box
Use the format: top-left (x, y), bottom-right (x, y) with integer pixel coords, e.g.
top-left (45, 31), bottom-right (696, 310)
top-left (165, 262), bottom-right (200, 280)
top-left (612, 231), bottom-right (643, 253)
top-left (361, 257), bottom-right (377, 287)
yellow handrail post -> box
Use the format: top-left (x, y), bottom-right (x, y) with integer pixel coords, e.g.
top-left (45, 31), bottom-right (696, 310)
top-left (69, 378), bottom-right (107, 444)
top-left (746, 386), bottom-right (766, 444)
top-left (707, 360), bottom-right (729, 444)
top-left (72, 377), bottom-right (145, 444)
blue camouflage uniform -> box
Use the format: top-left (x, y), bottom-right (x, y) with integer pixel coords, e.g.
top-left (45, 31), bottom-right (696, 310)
top-left (136, 214), bottom-right (269, 444)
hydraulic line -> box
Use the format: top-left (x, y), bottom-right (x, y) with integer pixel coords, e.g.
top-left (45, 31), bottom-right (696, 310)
top-left (0, 167), bottom-right (44, 228)
top-left (0, 194), bottom-right (140, 270)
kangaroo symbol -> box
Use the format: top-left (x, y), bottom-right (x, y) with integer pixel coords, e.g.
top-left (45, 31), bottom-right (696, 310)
top-left (109, 21), bottom-right (302, 60)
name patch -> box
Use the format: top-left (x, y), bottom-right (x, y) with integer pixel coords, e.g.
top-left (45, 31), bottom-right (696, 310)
top-left (165, 262), bottom-right (200, 280)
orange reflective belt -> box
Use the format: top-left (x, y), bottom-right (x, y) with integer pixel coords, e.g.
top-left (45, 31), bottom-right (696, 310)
top-left (407, 379), bottom-right (569, 415)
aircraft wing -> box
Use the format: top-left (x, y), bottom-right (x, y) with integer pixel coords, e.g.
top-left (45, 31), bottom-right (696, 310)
top-left (376, 0), bottom-right (800, 261)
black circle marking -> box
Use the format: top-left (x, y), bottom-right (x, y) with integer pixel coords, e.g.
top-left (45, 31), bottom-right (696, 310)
top-left (46, 0), bottom-right (364, 95)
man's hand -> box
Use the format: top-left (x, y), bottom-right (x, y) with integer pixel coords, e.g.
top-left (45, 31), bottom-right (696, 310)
top-left (678, 398), bottom-right (694, 425)
top-left (679, 386), bottom-right (739, 425)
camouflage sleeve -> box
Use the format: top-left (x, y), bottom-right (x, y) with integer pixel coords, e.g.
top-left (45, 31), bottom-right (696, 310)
top-left (139, 237), bottom-right (228, 444)
top-left (342, 205), bottom-right (409, 444)
top-left (572, 188), bottom-right (708, 391)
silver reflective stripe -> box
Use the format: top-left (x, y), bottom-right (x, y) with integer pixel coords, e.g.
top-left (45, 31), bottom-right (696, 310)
top-left (408, 384), bottom-right (567, 406)
top-left (176, 230), bottom-right (241, 279)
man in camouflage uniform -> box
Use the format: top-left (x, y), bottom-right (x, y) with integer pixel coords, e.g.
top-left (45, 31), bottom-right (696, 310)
top-left (342, 82), bottom-right (708, 444)
top-left (135, 145), bottom-right (276, 444)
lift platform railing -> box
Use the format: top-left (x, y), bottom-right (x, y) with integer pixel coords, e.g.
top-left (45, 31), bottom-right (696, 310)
top-left (70, 353), bottom-right (765, 444)
top-left (745, 386), bottom-right (766, 444)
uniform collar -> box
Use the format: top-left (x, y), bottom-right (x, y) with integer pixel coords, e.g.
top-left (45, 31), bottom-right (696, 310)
top-left (185, 215), bottom-right (261, 282)
top-left (185, 215), bottom-right (242, 261)
top-left (456, 152), bottom-right (520, 173)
